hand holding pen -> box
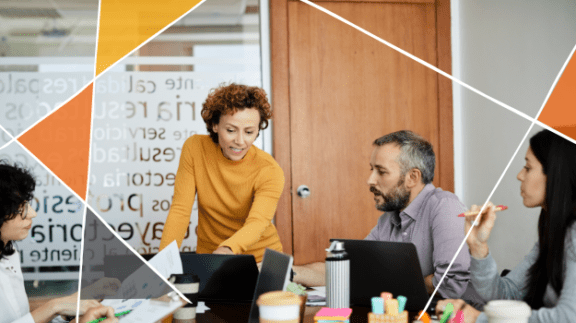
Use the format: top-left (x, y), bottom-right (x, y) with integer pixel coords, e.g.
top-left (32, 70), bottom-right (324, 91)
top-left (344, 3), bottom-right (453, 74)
top-left (462, 202), bottom-right (505, 259)
top-left (72, 306), bottom-right (118, 323)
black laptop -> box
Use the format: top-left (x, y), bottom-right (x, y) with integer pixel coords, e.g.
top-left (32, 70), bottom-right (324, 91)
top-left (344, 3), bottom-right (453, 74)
top-left (248, 249), bottom-right (293, 323)
top-left (330, 239), bottom-right (430, 311)
top-left (177, 253), bottom-right (259, 303)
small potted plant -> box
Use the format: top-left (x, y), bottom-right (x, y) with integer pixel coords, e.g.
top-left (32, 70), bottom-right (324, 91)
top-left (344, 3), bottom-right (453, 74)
top-left (286, 282), bottom-right (308, 322)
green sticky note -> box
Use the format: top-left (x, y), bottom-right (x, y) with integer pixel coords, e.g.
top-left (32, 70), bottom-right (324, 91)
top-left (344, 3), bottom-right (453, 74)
top-left (439, 303), bottom-right (454, 323)
top-left (397, 295), bottom-right (407, 313)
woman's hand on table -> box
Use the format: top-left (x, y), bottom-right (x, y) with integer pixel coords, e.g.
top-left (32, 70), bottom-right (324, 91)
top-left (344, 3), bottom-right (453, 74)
top-left (32, 294), bottom-right (101, 323)
top-left (436, 299), bottom-right (480, 323)
top-left (74, 306), bottom-right (118, 323)
top-left (50, 293), bottom-right (101, 316)
top-left (213, 246), bottom-right (234, 255)
top-left (465, 202), bottom-right (497, 259)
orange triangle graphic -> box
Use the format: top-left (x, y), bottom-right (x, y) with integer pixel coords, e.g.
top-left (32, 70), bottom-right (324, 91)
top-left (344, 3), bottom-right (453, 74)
top-left (538, 51), bottom-right (576, 139)
top-left (19, 84), bottom-right (93, 199)
top-left (96, 0), bottom-right (203, 75)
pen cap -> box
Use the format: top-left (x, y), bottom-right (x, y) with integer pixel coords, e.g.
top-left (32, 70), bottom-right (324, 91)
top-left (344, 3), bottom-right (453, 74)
top-left (417, 311), bottom-right (430, 323)
top-left (452, 310), bottom-right (464, 323)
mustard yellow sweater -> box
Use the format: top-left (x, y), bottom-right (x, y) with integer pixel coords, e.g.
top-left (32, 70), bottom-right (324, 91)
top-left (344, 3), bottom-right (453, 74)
top-left (159, 135), bottom-right (284, 262)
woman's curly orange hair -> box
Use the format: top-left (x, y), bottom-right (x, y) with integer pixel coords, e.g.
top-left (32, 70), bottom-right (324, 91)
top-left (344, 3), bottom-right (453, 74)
top-left (201, 83), bottom-right (272, 144)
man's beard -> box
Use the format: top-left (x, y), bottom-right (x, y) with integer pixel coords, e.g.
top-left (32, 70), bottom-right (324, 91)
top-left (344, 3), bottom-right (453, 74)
top-left (371, 178), bottom-right (411, 212)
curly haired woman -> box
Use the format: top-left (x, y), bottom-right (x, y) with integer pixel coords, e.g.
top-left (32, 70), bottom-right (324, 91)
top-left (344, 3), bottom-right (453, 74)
top-left (159, 84), bottom-right (284, 262)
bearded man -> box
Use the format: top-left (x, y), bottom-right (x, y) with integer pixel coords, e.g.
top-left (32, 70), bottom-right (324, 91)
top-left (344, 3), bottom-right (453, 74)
top-left (292, 130), bottom-right (471, 299)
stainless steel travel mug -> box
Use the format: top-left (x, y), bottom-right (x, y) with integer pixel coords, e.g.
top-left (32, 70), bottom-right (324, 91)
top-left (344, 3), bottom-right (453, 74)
top-left (325, 241), bottom-right (350, 308)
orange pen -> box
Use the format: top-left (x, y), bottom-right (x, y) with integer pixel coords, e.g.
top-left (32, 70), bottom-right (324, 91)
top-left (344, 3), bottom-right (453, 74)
top-left (458, 205), bottom-right (508, 217)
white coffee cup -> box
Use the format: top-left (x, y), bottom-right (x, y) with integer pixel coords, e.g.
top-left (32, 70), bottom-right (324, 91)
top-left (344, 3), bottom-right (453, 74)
top-left (169, 274), bottom-right (200, 320)
top-left (257, 291), bottom-right (302, 323)
top-left (484, 300), bottom-right (531, 323)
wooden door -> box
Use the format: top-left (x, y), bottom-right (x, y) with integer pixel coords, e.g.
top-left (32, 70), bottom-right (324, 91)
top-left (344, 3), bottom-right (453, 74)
top-left (271, 0), bottom-right (453, 264)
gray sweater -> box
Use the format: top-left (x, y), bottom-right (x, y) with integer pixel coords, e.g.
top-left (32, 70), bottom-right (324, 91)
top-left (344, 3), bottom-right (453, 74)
top-left (472, 225), bottom-right (576, 323)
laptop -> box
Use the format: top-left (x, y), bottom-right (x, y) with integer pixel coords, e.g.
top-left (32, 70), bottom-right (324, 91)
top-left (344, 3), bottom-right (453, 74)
top-left (330, 239), bottom-right (430, 311)
top-left (178, 253), bottom-right (259, 303)
top-left (108, 252), bottom-right (260, 303)
top-left (138, 253), bottom-right (260, 303)
top-left (248, 248), bottom-right (293, 323)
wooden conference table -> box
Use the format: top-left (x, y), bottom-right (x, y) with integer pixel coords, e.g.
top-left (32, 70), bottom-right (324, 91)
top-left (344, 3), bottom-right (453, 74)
top-left (174, 303), bottom-right (423, 323)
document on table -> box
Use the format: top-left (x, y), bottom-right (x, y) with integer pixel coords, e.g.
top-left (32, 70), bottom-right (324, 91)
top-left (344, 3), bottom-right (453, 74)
top-left (101, 243), bottom-right (211, 318)
top-left (101, 241), bottom-right (185, 309)
top-left (101, 298), bottom-right (145, 312)
top-left (306, 286), bottom-right (326, 306)
top-left (102, 298), bottom-right (209, 320)
top-left (118, 299), bottom-right (183, 323)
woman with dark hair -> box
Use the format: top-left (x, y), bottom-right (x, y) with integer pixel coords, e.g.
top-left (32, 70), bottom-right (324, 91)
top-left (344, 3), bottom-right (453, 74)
top-left (436, 130), bottom-right (576, 322)
top-left (159, 83), bottom-right (284, 262)
top-left (0, 161), bottom-right (105, 323)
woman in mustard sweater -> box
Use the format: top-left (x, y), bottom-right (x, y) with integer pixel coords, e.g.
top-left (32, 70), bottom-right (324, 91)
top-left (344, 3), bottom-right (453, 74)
top-left (159, 84), bottom-right (284, 262)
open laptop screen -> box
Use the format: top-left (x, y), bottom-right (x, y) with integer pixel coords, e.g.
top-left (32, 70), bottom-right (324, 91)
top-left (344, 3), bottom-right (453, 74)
top-left (248, 249), bottom-right (293, 323)
top-left (179, 253), bottom-right (259, 303)
top-left (331, 239), bottom-right (429, 311)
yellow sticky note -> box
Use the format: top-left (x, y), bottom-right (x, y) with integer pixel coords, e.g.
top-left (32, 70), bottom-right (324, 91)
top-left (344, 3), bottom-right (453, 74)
top-left (385, 299), bottom-right (399, 315)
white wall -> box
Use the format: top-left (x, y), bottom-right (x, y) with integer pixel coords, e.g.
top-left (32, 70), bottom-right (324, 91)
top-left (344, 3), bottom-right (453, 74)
top-left (454, 0), bottom-right (576, 271)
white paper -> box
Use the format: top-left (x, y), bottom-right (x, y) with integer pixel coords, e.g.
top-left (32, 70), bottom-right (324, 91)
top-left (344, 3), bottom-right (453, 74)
top-left (148, 241), bottom-right (183, 278)
top-left (102, 298), bottom-right (210, 317)
top-left (118, 299), bottom-right (183, 323)
top-left (101, 241), bottom-right (184, 309)
top-left (305, 286), bottom-right (326, 307)
top-left (197, 301), bottom-right (210, 314)
top-left (101, 298), bottom-right (146, 312)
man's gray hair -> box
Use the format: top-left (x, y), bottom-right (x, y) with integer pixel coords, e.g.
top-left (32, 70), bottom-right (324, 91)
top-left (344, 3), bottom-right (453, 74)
top-left (373, 130), bottom-right (435, 184)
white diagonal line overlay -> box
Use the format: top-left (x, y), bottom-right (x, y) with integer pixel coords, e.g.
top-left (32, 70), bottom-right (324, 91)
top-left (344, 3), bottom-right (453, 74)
top-left (0, 0), bottom-right (222, 319)
top-left (0, 0), bottom-right (209, 151)
top-left (4, 0), bottom-right (575, 317)
top-left (419, 123), bottom-right (535, 317)
top-left (296, 0), bottom-right (576, 318)
top-left (74, 1), bottom-right (207, 318)
top-left (0, 0), bottom-right (211, 316)
top-left (77, 0), bottom-right (104, 316)
top-left (420, 42), bottom-right (576, 317)
top-left (12, 139), bottom-right (191, 312)
top-left (0, 123), bottom-right (15, 150)
top-left (298, 0), bottom-right (576, 148)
